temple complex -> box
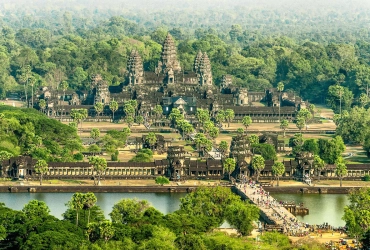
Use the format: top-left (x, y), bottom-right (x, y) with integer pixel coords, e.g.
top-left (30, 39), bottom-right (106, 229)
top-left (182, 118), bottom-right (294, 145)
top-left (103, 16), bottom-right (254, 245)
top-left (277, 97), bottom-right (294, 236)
top-left (34, 33), bottom-right (306, 122)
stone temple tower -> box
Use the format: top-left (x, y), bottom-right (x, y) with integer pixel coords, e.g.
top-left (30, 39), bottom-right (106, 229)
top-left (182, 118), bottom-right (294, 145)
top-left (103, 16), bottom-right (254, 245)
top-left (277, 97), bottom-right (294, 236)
top-left (93, 74), bottom-right (110, 104)
top-left (127, 50), bottom-right (144, 85)
top-left (194, 51), bottom-right (203, 72)
top-left (157, 33), bottom-right (181, 75)
top-left (198, 53), bottom-right (213, 86)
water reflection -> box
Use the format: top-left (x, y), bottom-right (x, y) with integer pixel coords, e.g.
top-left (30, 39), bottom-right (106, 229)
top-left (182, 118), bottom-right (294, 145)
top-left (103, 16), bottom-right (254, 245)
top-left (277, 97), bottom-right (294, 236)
top-left (0, 192), bottom-right (186, 219)
top-left (272, 194), bottom-right (350, 227)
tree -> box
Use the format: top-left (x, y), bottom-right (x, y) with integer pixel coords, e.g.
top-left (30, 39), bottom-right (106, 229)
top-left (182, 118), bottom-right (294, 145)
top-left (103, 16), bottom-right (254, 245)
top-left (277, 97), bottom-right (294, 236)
top-left (124, 103), bottom-right (135, 118)
top-left (196, 108), bottom-right (210, 129)
top-left (146, 132), bottom-right (157, 150)
top-left (302, 139), bottom-right (319, 155)
top-left (224, 200), bottom-right (259, 236)
top-left (109, 199), bottom-right (150, 225)
top-left (253, 144), bottom-right (277, 160)
top-left (19, 65), bottom-right (32, 106)
top-left (295, 117), bottom-right (305, 133)
top-left (343, 187), bottom-right (370, 239)
top-left (359, 93), bottom-right (369, 107)
top-left (0, 151), bottom-right (13, 161)
top-left (68, 192), bottom-right (85, 227)
top-left (242, 116), bottom-right (252, 132)
top-left (135, 115), bottom-right (144, 125)
top-left (313, 155), bottom-right (325, 181)
top-left (277, 82), bottom-right (284, 121)
top-left (125, 116), bottom-right (134, 128)
top-left (280, 119), bottom-right (289, 137)
top-left (88, 144), bottom-right (101, 155)
top-left (209, 126), bottom-right (219, 140)
top-left (155, 176), bottom-right (170, 185)
top-left (88, 156), bottom-right (107, 185)
top-left (34, 159), bottom-right (48, 185)
top-left (83, 192), bottom-right (97, 225)
top-left (251, 155), bottom-right (265, 181)
top-left (94, 102), bottom-right (104, 121)
top-left (271, 162), bottom-right (285, 186)
top-left (153, 105), bottom-right (163, 124)
top-left (297, 109), bottom-right (312, 130)
top-left (109, 99), bottom-right (118, 122)
top-left (308, 104), bottom-right (316, 117)
top-left (224, 109), bottom-right (235, 127)
top-left (335, 157), bottom-right (348, 187)
top-left (22, 200), bottom-right (50, 219)
top-left (39, 99), bottom-right (46, 114)
top-left (223, 158), bottom-right (236, 180)
top-left (318, 136), bottom-right (345, 164)
top-left (218, 141), bottom-right (229, 157)
top-left (90, 128), bottom-right (100, 143)
top-left (61, 81), bottom-right (68, 116)
top-left (215, 111), bottom-right (225, 127)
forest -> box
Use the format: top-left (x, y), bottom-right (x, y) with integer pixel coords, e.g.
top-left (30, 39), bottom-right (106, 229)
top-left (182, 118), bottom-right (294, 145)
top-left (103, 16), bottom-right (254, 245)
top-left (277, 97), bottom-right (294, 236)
top-left (1, 0), bottom-right (370, 107)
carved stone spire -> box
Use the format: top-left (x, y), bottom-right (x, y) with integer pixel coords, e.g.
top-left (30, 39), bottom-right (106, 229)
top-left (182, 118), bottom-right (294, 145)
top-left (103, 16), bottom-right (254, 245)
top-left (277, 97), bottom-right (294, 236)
top-left (157, 33), bottom-right (181, 73)
top-left (194, 51), bottom-right (203, 72)
top-left (127, 49), bottom-right (144, 85)
top-left (198, 53), bottom-right (213, 86)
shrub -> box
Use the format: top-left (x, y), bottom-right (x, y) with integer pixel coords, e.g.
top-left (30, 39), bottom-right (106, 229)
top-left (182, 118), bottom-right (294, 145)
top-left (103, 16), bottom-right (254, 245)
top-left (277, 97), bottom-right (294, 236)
top-left (155, 176), bottom-right (170, 185)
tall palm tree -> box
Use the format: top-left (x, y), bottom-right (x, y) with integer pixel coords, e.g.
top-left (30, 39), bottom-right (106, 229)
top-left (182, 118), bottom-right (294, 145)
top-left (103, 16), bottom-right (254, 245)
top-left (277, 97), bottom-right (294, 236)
top-left (277, 82), bottom-right (284, 122)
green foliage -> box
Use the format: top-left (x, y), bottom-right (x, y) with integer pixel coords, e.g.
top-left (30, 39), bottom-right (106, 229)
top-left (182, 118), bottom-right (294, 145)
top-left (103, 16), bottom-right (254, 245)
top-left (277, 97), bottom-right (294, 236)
top-left (251, 155), bottom-right (265, 180)
top-left (318, 136), bottom-right (345, 164)
top-left (302, 139), bottom-right (319, 155)
top-left (362, 175), bottom-right (370, 181)
top-left (337, 107), bottom-right (370, 144)
top-left (223, 158), bottom-right (236, 180)
top-left (155, 176), bottom-right (170, 185)
top-left (343, 187), bottom-right (370, 239)
top-left (129, 149), bottom-right (153, 162)
top-left (253, 143), bottom-right (277, 161)
top-left (0, 106), bottom-right (79, 160)
top-left (110, 199), bottom-right (151, 225)
top-left (224, 200), bottom-right (259, 236)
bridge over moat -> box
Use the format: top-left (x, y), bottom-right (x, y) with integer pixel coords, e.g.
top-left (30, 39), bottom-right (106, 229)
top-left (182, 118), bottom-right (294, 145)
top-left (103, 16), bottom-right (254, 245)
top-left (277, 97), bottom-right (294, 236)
top-left (233, 184), bottom-right (309, 235)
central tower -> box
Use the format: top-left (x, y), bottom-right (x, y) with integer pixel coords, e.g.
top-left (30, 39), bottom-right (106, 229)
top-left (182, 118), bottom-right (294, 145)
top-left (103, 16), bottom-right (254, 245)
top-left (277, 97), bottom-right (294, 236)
top-left (156, 33), bottom-right (181, 78)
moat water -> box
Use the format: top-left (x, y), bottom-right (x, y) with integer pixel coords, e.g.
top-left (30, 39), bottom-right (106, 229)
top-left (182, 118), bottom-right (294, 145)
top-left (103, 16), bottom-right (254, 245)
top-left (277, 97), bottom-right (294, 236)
top-left (0, 192), bottom-right (186, 219)
top-left (272, 193), bottom-right (350, 227)
top-left (0, 192), bottom-right (349, 227)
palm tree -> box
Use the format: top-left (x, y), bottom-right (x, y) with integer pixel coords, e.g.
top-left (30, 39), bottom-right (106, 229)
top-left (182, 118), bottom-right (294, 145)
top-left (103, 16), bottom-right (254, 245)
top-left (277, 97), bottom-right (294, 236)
top-left (83, 192), bottom-right (97, 224)
top-left (146, 132), bottom-right (157, 150)
top-left (69, 193), bottom-right (85, 227)
top-left (34, 159), bottom-right (48, 185)
top-left (90, 128), bottom-right (100, 143)
top-left (218, 141), bottom-right (229, 157)
top-left (109, 99), bottom-right (118, 122)
top-left (89, 156), bottom-right (107, 186)
top-left (272, 162), bottom-right (285, 186)
top-left (223, 158), bottom-right (236, 181)
top-left (335, 158), bottom-right (348, 187)
top-left (153, 105), bottom-right (163, 125)
top-left (280, 119), bottom-right (289, 138)
top-left (61, 81), bottom-right (69, 118)
top-left (225, 109), bottom-right (235, 127)
top-left (296, 118), bottom-right (305, 133)
top-left (19, 65), bottom-right (32, 107)
top-left (252, 155), bottom-right (265, 181)
top-left (39, 99), bottom-right (47, 114)
top-left (29, 76), bottom-right (36, 108)
top-left (94, 102), bottom-right (104, 121)
top-left (277, 82), bottom-right (284, 122)
top-left (313, 155), bottom-right (325, 182)
top-left (242, 116), bottom-right (252, 133)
